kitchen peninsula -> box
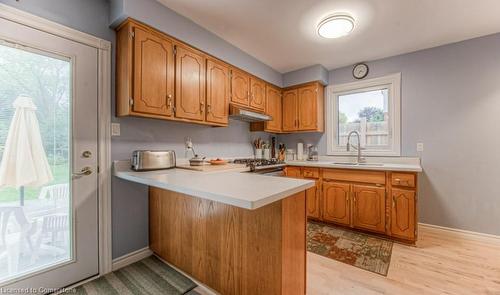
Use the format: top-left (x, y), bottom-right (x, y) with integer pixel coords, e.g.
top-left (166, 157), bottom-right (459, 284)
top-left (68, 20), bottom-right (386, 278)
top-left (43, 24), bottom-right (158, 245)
top-left (114, 161), bottom-right (314, 295)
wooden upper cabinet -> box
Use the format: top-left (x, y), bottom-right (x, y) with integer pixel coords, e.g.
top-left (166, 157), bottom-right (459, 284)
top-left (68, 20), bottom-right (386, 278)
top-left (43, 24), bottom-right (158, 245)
top-left (250, 78), bottom-right (265, 110)
top-left (175, 44), bottom-right (206, 121)
top-left (265, 85), bottom-right (282, 132)
top-left (298, 85), bottom-right (318, 130)
top-left (281, 82), bottom-right (324, 133)
top-left (391, 188), bottom-right (416, 240)
top-left (322, 181), bottom-right (350, 226)
top-left (230, 68), bottom-right (250, 106)
top-left (306, 180), bottom-right (321, 219)
top-left (282, 89), bottom-right (298, 132)
top-left (206, 58), bottom-right (229, 125)
top-left (352, 184), bottom-right (386, 233)
top-left (131, 25), bottom-right (175, 117)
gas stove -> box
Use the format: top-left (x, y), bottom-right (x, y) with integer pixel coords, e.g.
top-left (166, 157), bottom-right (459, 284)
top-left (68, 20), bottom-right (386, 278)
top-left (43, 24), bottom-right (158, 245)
top-left (233, 158), bottom-right (286, 174)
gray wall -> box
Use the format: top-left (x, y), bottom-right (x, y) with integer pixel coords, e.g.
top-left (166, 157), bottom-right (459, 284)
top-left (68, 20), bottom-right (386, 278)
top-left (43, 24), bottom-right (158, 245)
top-left (282, 64), bottom-right (328, 87)
top-left (0, 0), bottom-right (114, 41)
top-left (279, 33), bottom-right (500, 236)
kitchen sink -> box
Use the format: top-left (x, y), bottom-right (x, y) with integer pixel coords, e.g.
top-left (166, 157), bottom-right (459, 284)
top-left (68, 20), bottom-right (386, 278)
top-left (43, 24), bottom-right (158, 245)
top-left (331, 162), bottom-right (384, 167)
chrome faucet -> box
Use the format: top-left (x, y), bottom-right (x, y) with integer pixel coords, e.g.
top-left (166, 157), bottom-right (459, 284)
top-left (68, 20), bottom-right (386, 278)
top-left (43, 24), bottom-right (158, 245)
top-left (346, 131), bottom-right (366, 163)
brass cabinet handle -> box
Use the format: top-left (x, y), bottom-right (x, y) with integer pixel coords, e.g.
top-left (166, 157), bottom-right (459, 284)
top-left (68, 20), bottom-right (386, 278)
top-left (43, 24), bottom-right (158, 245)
top-left (207, 105), bottom-right (211, 114)
top-left (394, 178), bottom-right (410, 185)
top-left (167, 95), bottom-right (172, 109)
top-left (200, 101), bottom-right (204, 113)
top-left (392, 196), bottom-right (396, 209)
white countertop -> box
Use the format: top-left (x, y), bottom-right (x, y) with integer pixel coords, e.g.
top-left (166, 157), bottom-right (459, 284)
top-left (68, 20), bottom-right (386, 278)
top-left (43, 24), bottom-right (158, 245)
top-left (113, 161), bottom-right (314, 210)
top-left (286, 156), bottom-right (422, 172)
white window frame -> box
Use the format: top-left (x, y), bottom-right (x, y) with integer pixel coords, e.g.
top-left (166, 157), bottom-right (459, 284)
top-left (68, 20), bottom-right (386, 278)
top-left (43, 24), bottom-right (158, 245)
top-left (326, 73), bottom-right (401, 156)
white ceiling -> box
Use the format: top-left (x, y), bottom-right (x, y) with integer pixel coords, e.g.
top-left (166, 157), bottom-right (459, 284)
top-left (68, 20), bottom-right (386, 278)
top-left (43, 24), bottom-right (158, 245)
top-left (157, 0), bottom-right (500, 73)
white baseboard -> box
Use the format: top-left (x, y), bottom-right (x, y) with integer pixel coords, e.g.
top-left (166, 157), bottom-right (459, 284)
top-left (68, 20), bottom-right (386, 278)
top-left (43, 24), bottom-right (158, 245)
top-left (419, 223), bottom-right (500, 241)
top-left (112, 247), bottom-right (153, 271)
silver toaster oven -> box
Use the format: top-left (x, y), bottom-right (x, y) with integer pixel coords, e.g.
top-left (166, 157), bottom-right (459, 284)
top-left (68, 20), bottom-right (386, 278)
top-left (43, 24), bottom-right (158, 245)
top-left (131, 150), bottom-right (176, 171)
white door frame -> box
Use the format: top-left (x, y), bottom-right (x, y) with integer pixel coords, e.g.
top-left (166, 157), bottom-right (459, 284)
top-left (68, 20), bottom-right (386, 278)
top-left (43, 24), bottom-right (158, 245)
top-left (0, 3), bottom-right (113, 277)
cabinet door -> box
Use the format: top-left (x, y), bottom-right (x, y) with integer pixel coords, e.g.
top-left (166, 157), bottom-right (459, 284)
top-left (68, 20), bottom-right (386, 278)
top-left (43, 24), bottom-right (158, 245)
top-left (352, 184), bottom-right (386, 233)
top-left (175, 45), bottom-right (206, 121)
top-left (230, 68), bottom-right (250, 106)
top-left (265, 86), bottom-right (282, 132)
top-left (285, 166), bottom-right (301, 178)
top-left (391, 189), bottom-right (416, 240)
top-left (322, 181), bottom-right (350, 225)
top-left (206, 58), bottom-right (229, 125)
top-left (249, 78), bottom-right (265, 110)
top-left (133, 26), bottom-right (174, 117)
top-left (298, 85), bottom-right (318, 130)
top-left (282, 89), bottom-right (298, 131)
top-left (306, 180), bottom-right (321, 219)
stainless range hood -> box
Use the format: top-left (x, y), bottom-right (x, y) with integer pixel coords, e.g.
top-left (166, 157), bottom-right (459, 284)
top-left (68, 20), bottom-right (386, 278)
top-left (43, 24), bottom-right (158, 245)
top-left (229, 104), bottom-right (272, 122)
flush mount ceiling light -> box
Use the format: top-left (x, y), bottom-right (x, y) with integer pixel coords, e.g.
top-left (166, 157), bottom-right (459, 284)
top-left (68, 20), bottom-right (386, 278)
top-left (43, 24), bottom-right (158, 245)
top-left (317, 14), bottom-right (355, 39)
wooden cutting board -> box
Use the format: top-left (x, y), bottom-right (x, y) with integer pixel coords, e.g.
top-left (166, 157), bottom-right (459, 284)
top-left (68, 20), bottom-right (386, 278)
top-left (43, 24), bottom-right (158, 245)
top-left (176, 163), bottom-right (247, 172)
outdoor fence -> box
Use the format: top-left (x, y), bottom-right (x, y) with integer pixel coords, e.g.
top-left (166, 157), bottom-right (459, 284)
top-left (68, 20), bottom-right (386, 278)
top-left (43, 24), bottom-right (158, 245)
top-left (339, 118), bottom-right (389, 147)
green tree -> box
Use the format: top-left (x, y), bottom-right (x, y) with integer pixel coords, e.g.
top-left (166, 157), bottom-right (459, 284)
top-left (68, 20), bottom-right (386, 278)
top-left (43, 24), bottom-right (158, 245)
top-left (358, 107), bottom-right (384, 122)
top-left (339, 112), bottom-right (348, 124)
top-left (0, 44), bottom-right (70, 164)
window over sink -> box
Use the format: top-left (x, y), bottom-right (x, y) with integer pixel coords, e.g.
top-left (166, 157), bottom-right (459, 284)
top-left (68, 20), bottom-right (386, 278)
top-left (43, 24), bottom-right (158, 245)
top-left (326, 73), bottom-right (401, 156)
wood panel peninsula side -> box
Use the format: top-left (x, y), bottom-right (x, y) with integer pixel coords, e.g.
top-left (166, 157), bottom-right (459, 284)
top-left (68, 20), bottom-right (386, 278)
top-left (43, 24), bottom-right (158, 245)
top-left (113, 162), bottom-right (314, 295)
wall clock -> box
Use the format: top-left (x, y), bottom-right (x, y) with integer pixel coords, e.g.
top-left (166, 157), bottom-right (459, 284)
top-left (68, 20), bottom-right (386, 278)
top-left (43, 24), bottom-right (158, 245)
top-left (352, 63), bottom-right (369, 79)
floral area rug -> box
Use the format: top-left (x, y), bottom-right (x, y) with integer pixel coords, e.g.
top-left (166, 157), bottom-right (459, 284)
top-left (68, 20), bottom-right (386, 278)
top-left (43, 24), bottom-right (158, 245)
top-left (307, 221), bottom-right (393, 276)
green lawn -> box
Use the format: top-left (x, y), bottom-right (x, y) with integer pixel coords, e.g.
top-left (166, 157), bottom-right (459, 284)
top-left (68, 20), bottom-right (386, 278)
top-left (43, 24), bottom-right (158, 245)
top-left (0, 164), bottom-right (69, 203)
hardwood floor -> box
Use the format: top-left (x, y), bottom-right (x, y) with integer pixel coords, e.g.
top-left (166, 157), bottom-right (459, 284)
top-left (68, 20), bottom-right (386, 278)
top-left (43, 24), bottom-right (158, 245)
top-left (193, 224), bottom-right (500, 294)
top-left (308, 225), bottom-right (500, 295)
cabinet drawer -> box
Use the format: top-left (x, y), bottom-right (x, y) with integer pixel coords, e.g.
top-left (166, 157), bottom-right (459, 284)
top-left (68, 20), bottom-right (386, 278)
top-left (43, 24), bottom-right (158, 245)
top-left (302, 167), bottom-right (319, 178)
top-left (391, 173), bottom-right (415, 188)
top-left (322, 169), bottom-right (385, 185)
top-left (285, 166), bottom-right (301, 178)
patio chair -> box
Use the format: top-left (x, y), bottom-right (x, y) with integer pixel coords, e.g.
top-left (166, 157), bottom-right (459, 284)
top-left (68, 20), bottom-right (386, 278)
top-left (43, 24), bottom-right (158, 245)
top-left (38, 183), bottom-right (69, 208)
top-left (34, 213), bottom-right (69, 259)
top-left (0, 206), bottom-right (38, 274)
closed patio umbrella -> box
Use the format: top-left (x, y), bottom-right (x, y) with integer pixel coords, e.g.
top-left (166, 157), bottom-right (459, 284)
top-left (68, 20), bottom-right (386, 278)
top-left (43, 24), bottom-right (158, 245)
top-left (0, 95), bottom-right (53, 206)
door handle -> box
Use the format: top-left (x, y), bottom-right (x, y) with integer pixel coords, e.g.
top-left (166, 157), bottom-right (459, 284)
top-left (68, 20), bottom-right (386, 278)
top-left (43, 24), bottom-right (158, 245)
top-left (73, 166), bottom-right (92, 176)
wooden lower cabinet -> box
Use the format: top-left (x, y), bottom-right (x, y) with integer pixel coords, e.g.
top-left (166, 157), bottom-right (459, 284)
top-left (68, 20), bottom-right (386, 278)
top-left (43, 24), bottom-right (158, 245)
top-left (284, 166), bottom-right (301, 178)
top-left (149, 188), bottom-right (306, 295)
top-left (285, 166), bottom-right (418, 243)
top-left (305, 180), bottom-right (321, 219)
top-left (322, 181), bottom-right (350, 226)
top-left (391, 188), bottom-right (416, 240)
top-left (352, 184), bottom-right (386, 234)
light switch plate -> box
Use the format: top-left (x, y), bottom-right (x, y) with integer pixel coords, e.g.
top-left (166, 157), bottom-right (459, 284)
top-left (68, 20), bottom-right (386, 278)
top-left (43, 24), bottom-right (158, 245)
top-left (416, 142), bottom-right (424, 152)
top-left (111, 123), bottom-right (120, 136)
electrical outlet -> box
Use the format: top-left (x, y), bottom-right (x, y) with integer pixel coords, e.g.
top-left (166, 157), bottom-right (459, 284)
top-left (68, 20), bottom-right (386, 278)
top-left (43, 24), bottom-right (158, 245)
top-left (111, 123), bottom-right (120, 136)
top-left (416, 142), bottom-right (424, 152)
